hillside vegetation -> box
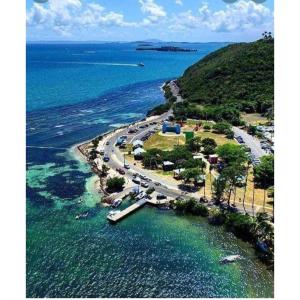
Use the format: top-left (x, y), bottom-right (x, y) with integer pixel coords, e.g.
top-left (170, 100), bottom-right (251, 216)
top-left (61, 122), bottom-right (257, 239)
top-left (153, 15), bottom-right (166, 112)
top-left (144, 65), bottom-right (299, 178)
top-left (177, 38), bottom-right (274, 121)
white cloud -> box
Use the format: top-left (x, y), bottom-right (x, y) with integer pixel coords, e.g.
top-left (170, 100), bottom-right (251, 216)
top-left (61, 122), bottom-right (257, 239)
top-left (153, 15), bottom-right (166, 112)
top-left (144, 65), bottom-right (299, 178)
top-left (27, 0), bottom-right (136, 36)
top-left (169, 0), bottom-right (272, 33)
top-left (205, 0), bottom-right (272, 32)
top-left (27, 0), bottom-right (273, 38)
top-left (139, 0), bottom-right (166, 24)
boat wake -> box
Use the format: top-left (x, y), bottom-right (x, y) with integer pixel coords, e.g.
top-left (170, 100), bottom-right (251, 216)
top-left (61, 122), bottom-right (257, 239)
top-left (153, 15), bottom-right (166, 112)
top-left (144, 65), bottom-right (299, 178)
top-left (27, 145), bottom-right (68, 150)
top-left (32, 61), bottom-right (139, 67)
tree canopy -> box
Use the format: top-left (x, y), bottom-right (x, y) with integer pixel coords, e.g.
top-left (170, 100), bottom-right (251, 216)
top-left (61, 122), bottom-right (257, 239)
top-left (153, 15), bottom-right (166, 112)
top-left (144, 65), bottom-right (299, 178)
top-left (254, 155), bottom-right (274, 188)
top-left (177, 39), bottom-right (274, 116)
top-left (106, 177), bottom-right (125, 192)
top-left (217, 144), bottom-right (248, 166)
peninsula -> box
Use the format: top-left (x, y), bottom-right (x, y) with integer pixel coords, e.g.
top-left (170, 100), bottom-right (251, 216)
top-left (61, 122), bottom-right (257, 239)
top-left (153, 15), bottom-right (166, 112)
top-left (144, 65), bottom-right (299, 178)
top-left (78, 37), bottom-right (274, 267)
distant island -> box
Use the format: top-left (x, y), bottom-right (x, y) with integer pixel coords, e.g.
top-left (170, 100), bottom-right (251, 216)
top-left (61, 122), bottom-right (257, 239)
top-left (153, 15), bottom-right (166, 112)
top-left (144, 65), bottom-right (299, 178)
top-left (136, 46), bottom-right (197, 52)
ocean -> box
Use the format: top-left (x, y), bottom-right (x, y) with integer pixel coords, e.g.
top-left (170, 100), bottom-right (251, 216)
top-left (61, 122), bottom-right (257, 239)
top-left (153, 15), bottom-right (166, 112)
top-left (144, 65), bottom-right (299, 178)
top-left (26, 42), bottom-right (273, 297)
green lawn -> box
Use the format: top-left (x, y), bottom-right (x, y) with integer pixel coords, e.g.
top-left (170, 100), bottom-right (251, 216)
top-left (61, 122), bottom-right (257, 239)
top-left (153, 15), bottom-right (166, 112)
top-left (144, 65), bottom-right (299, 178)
top-left (194, 131), bottom-right (237, 146)
top-left (144, 133), bottom-right (185, 151)
top-left (241, 113), bottom-right (269, 125)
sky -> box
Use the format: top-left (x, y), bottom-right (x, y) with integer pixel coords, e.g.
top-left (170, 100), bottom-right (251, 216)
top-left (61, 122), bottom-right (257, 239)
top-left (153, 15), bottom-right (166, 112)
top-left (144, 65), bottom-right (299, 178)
top-left (26, 0), bottom-right (274, 42)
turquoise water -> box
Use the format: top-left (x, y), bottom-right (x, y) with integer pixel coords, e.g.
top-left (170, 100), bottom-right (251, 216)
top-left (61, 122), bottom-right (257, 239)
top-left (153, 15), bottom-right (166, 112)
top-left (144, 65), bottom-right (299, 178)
top-left (27, 42), bottom-right (227, 112)
top-left (26, 43), bottom-right (274, 297)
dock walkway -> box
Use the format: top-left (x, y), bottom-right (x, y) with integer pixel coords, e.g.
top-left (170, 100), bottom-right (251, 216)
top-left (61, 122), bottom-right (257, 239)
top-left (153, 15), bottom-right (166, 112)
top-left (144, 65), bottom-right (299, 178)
top-left (107, 198), bottom-right (147, 222)
top-left (107, 194), bottom-right (170, 223)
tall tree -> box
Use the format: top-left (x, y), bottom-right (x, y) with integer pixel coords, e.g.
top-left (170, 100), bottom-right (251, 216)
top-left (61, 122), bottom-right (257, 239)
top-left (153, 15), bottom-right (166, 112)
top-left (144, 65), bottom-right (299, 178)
top-left (242, 160), bottom-right (251, 214)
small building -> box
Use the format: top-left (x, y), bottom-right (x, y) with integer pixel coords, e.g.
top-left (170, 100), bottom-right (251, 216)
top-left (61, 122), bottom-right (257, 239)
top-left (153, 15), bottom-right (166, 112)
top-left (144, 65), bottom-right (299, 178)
top-left (132, 140), bottom-right (144, 150)
top-left (162, 122), bottom-right (181, 134)
top-left (184, 131), bottom-right (194, 141)
top-left (196, 174), bottom-right (206, 186)
top-left (133, 147), bottom-right (146, 159)
top-left (193, 154), bottom-right (204, 161)
top-left (208, 154), bottom-right (218, 165)
top-left (162, 161), bottom-right (175, 171)
top-left (173, 168), bottom-right (185, 179)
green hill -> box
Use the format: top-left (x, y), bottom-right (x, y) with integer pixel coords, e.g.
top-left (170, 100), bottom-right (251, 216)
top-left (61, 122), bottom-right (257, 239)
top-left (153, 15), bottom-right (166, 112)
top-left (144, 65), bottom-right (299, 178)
top-left (177, 39), bottom-right (274, 117)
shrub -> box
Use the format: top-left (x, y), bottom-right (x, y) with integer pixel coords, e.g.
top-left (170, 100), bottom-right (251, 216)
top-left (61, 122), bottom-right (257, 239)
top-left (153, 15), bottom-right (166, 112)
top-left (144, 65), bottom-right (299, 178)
top-left (192, 203), bottom-right (209, 217)
top-left (247, 125), bottom-right (257, 135)
top-left (225, 130), bottom-right (234, 139)
top-left (203, 124), bottom-right (211, 131)
top-left (106, 177), bottom-right (125, 192)
top-left (225, 213), bottom-right (256, 242)
top-left (208, 208), bottom-right (226, 225)
top-left (213, 121), bottom-right (232, 134)
top-left (254, 155), bottom-right (274, 188)
top-left (146, 187), bottom-right (155, 195)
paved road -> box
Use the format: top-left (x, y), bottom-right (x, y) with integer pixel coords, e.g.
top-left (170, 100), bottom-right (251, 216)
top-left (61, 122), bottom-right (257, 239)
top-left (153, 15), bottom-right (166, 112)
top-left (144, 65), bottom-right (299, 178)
top-left (169, 80), bottom-right (184, 103)
top-left (95, 82), bottom-right (267, 215)
top-left (233, 126), bottom-right (266, 159)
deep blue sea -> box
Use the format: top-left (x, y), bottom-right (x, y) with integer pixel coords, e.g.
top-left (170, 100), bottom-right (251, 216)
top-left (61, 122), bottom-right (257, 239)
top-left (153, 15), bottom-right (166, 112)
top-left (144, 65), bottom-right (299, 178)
top-left (26, 42), bottom-right (274, 298)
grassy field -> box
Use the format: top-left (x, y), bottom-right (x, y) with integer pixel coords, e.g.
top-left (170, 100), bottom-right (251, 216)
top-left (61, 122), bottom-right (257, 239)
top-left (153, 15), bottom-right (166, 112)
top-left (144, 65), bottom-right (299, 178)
top-left (144, 133), bottom-right (185, 151)
top-left (144, 128), bottom-right (236, 151)
top-left (241, 113), bottom-right (269, 125)
top-left (131, 126), bottom-right (271, 213)
top-left (194, 131), bottom-right (237, 146)
top-left (197, 168), bottom-right (273, 212)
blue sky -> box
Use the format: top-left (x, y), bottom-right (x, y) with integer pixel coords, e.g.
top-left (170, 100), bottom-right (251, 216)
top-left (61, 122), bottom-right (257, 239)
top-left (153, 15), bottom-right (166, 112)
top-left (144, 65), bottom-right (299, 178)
top-left (26, 0), bottom-right (274, 42)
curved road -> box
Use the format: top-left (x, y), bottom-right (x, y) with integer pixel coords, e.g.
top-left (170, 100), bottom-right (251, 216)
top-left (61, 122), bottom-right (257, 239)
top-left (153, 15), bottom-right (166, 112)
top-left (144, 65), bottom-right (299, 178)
top-left (95, 81), bottom-right (268, 214)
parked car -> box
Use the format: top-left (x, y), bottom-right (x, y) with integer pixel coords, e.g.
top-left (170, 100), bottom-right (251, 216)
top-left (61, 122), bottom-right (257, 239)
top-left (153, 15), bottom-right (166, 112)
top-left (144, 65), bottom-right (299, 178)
top-left (119, 142), bottom-right (127, 149)
top-left (157, 194), bottom-right (167, 200)
top-left (116, 168), bottom-right (125, 175)
top-left (154, 181), bottom-right (161, 186)
top-left (252, 158), bottom-right (261, 165)
top-left (228, 205), bottom-right (238, 213)
top-left (141, 181), bottom-right (149, 188)
top-left (236, 136), bottom-right (244, 143)
top-left (124, 163), bottom-right (130, 169)
top-left (106, 141), bottom-right (110, 145)
top-left (132, 177), bottom-right (141, 184)
top-left (103, 155), bottom-right (110, 162)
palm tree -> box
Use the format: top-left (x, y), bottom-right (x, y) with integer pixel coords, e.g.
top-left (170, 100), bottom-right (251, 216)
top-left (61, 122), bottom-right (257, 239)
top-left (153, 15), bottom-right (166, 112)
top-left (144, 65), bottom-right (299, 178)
top-left (209, 165), bottom-right (213, 199)
top-left (252, 182), bottom-right (255, 217)
top-left (233, 186), bottom-right (237, 206)
top-left (242, 161), bottom-right (250, 214)
top-left (201, 162), bottom-right (206, 198)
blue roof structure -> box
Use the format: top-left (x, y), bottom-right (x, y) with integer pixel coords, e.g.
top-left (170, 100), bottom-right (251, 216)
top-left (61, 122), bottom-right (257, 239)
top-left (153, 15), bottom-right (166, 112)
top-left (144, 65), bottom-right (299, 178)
top-left (162, 122), bottom-right (181, 134)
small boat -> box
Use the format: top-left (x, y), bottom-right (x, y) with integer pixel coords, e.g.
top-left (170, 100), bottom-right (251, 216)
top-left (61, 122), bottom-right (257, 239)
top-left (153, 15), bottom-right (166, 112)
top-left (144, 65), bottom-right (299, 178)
top-left (107, 210), bottom-right (121, 217)
top-left (158, 206), bottom-right (170, 210)
top-left (220, 255), bottom-right (241, 264)
top-left (137, 62), bottom-right (144, 67)
top-left (75, 211), bottom-right (89, 220)
top-left (111, 198), bottom-right (122, 208)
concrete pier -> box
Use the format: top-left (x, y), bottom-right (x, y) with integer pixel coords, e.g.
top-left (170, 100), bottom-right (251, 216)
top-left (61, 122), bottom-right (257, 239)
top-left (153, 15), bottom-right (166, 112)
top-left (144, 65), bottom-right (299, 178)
top-left (107, 198), bottom-right (147, 223)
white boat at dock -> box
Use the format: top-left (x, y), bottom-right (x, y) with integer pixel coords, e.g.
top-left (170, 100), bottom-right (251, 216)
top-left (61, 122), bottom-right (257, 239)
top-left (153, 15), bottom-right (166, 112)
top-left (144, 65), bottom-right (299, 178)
top-left (111, 198), bottom-right (122, 208)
